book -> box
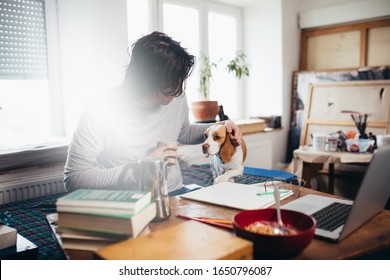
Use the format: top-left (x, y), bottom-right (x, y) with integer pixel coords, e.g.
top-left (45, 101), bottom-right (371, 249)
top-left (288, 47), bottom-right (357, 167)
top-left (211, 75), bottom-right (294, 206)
top-left (0, 225), bottom-right (17, 250)
top-left (180, 182), bottom-right (293, 210)
top-left (96, 220), bottom-right (253, 260)
top-left (47, 213), bottom-right (149, 253)
top-left (60, 226), bottom-right (150, 252)
top-left (57, 227), bottom-right (129, 240)
top-left (57, 202), bottom-right (156, 236)
top-left (56, 189), bottom-right (151, 215)
top-left (61, 236), bottom-right (119, 252)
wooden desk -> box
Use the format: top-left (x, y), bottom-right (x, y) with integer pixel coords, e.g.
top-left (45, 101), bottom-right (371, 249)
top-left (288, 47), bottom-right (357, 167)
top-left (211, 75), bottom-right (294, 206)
top-left (67, 187), bottom-right (390, 260)
top-left (292, 147), bottom-right (373, 193)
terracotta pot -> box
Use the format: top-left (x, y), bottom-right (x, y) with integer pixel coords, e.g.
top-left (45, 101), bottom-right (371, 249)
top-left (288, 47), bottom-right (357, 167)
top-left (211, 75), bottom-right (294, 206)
top-left (191, 100), bottom-right (220, 123)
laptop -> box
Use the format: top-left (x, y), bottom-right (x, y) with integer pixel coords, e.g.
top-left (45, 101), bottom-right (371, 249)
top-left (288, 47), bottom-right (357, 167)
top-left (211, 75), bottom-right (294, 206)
top-left (282, 146), bottom-right (390, 242)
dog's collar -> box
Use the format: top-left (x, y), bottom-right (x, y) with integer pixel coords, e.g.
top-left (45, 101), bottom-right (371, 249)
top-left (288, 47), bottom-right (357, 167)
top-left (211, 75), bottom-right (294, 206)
top-left (216, 152), bottom-right (225, 164)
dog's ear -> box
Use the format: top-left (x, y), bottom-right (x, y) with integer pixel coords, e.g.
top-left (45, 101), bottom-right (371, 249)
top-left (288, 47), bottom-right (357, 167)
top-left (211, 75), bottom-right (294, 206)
top-left (203, 127), bottom-right (211, 140)
top-left (220, 127), bottom-right (235, 163)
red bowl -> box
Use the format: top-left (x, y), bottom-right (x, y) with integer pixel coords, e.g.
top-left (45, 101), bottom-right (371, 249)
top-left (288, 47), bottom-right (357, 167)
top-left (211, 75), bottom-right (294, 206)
top-left (233, 208), bottom-right (316, 258)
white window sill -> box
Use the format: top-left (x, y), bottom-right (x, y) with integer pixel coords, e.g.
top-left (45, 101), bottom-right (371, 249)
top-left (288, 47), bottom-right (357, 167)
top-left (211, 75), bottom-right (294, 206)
top-left (0, 140), bottom-right (69, 172)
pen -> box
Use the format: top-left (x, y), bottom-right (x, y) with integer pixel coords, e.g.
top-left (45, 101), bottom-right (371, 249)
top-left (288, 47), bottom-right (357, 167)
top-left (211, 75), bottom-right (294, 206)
top-left (257, 190), bottom-right (288, 196)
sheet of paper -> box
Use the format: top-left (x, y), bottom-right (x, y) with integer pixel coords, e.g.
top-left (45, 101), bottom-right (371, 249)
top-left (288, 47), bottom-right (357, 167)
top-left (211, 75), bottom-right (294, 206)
top-left (180, 182), bottom-right (293, 210)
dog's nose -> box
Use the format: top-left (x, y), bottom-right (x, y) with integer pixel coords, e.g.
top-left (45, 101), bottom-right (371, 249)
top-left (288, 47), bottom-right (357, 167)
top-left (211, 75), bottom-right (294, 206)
top-left (202, 144), bottom-right (209, 154)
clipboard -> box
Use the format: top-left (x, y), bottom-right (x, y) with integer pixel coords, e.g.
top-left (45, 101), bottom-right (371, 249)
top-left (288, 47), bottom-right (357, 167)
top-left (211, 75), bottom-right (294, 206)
top-left (180, 182), bottom-right (293, 210)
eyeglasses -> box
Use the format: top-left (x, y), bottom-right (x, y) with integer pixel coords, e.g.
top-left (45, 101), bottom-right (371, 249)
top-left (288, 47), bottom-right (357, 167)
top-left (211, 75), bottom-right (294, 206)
top-left (262, 177), bottom-right (306, 198)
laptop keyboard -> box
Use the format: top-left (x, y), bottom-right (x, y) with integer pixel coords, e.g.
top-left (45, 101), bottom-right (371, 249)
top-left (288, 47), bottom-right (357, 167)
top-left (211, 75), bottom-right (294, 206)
top-left (312, 202), bottom-right (352, 231)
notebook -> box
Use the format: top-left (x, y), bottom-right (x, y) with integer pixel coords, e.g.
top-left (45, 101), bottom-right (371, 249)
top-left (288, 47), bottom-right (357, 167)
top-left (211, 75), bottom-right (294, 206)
top-left (180, 181), bottom-right (293, 210)
top-left (282, 146), bottom-right (390, 242)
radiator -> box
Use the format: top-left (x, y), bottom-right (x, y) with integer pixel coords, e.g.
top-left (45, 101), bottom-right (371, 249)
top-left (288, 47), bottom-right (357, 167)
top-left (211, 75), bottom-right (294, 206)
top-left (0, 165), bottom-right (66, 205)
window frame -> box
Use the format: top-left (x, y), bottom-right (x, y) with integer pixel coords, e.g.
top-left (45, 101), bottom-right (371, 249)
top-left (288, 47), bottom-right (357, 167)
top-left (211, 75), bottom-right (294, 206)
top-left (44, 0), bottom-right (65, 137)
top-left (0, 0), bottom-right (65, 168)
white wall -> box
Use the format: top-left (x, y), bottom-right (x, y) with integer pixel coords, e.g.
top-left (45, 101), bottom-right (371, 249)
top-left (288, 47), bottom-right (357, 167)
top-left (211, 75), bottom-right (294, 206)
top-left (243, 0), bottom-right (300, 167)
top-left (244, 0), bottom-right (283, 118)
top-left (57, 0), bottom-right (129, 135)
top-left (299, 0), bottom-right (390, 28)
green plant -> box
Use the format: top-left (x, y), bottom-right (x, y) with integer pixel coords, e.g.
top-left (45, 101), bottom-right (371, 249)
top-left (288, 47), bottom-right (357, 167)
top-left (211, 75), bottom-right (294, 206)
top-left (197, 51), bottom-right (249, 100)
top-left (226, 50), bottom-right (250, 79)
top-left (199, 53), bottom-right (217, 100)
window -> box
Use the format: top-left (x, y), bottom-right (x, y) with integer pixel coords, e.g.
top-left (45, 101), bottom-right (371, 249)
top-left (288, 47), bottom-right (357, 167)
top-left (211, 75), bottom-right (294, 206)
top-left (208, 11), bottom-right (239, 118)
top-left (161, 2), bottom-right (200, 105)
top-left (127, 0), bottom-right (149, 46)
top-left (0, 0), bottom-right (63, 150)
top-left (0, 0), bottom-right (241, 154)
top-left (126, 0), bottom-right (242, 119)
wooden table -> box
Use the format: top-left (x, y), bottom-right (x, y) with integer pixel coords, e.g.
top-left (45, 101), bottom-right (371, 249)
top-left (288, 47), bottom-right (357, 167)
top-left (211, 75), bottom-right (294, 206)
top-left (292, 147), bottom-right (373, 193)
top-left (67, 187), bottom-right (390, 260)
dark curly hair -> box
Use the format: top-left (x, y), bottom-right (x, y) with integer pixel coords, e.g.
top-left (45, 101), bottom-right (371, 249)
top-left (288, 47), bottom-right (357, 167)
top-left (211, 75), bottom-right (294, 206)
top-left (125, 31), bottom-right (195, 98)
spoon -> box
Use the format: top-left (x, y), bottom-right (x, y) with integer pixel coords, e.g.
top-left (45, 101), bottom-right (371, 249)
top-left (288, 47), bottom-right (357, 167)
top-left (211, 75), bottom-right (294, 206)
top-left (273, 185), bottom-right (290, 235)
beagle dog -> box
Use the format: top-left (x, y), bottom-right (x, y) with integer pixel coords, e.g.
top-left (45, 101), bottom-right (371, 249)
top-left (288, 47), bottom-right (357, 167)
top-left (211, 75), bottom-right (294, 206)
top-left (202, 124), bottom-right (247, 184)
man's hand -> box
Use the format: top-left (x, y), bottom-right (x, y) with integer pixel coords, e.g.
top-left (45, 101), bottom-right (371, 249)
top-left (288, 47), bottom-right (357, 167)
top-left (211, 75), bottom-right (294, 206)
top-left (222, 120), bottom-right (242, 147)
top-left (148, 142), bottom-right (178, 165)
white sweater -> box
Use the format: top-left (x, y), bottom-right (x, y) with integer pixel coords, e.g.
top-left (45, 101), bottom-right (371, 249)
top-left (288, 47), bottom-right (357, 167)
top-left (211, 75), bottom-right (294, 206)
top-left (64, 87), bottom-right (209, 192)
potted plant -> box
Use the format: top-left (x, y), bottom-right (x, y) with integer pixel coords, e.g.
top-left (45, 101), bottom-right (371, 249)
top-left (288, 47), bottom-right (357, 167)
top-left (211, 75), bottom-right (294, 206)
top-left (191, 51), bottom-right (250, 122)
top-left (219, 51), bottom-right (251, 121)
top-left (191, 53), bottom-right (220, 123)
top-left (226, 50), bottom-right (250, 79)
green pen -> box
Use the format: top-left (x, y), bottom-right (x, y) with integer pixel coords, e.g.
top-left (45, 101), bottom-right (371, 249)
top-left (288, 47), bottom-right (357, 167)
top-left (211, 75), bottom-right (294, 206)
top-left (257, 190), bottom-right (289, 196)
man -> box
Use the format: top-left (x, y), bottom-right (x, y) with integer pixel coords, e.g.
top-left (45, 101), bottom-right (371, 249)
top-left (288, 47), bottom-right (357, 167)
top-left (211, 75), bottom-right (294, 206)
top-left (64, 31), bottom-right (242, 194)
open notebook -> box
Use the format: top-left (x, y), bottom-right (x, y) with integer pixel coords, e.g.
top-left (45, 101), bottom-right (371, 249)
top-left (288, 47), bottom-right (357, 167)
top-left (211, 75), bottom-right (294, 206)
top-left (180, 181), bottom-right (293, 210)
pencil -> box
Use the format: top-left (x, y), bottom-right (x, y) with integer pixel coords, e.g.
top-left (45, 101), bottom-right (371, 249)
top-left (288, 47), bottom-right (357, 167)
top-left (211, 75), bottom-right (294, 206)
top-left (257, 190), bottom-right (288, 196)
top-left (176, 214), bottom-right (233, 229)
top-left (195, 217), bottom-right (233, 225)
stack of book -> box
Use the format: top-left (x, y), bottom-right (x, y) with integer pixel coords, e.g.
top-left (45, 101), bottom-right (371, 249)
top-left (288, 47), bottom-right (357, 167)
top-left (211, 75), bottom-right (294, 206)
top-left (55, 189), bottom-right (156, 252)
